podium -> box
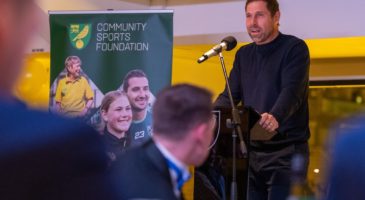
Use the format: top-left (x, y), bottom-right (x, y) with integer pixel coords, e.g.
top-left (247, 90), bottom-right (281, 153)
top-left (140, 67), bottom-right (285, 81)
top-left (194, 106), bottom-right (261, 200)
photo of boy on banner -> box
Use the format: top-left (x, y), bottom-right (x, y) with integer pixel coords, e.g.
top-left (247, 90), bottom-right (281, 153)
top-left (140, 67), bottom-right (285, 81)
top-left (50, 55), bottom-right (104, 118)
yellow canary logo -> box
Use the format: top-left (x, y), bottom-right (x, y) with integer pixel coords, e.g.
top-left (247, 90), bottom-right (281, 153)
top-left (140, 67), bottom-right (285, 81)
top-left (69, 24), bottom-right (92, 50)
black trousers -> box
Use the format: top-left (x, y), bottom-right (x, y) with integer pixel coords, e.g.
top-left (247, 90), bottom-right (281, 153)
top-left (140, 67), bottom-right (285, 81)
top-left (247, 142), bottom-right (309, 200)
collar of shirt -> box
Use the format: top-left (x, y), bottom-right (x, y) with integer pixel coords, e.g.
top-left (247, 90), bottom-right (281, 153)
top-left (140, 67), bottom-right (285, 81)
top-left (104, 130), bottom-right (128, 147)
top-left (132, 109), bottom-right (149, 124)
top-left (65, 75), bottom-right (81, 84)
top-left (155, 140), bottom-right (191, 197)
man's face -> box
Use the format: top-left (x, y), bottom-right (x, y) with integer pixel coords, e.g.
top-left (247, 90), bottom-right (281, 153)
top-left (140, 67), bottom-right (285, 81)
top-left (126, 77), bottom-right (150, 112)
top-left (0, 0), bottom-right (38, 92)
top-left (245, 1), bottom-right (280, 45)
top-left (67, 61), bottom-right (81, 78)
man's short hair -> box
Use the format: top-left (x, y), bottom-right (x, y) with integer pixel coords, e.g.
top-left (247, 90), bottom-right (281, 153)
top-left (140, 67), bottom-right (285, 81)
top-left (152, 84), bottom-right (213, 140)
top-left (65, 55), bottom-right (81, 68)
top-left (245, 0), bottom-right (279, 16)
top-left (122, 69), bottom-right (148, 92)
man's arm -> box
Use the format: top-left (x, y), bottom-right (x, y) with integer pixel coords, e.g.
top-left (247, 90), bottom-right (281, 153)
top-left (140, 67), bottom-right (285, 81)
top-left (54, 79), bottom-right (64, 113)
top-left (79, 98), bottom-right (93, 117)
top-left (56, 101), bottom-right (62, 112)
top-left (79, 77), bottom-right (94, 116)
top-left (270, 40), bottom-right (310, 125)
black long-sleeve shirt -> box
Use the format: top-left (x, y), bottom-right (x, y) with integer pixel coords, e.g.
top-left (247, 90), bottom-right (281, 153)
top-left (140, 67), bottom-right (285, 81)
top-left (215, 32), bottom-right (310, 149)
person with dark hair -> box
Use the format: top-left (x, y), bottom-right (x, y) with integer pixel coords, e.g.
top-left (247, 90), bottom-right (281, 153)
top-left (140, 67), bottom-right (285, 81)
top-left (100, 90), bottom-right (132, 164)
top-left (109, 84), bottom-right (216, 200)
top-left (54, 55), bottom-right (94, 117)
top-left (214, 0), bottom-right (310, 199)
top-left (121, 69), bottom-right (153, 146)
top-left (0, 0), bottom-right (112, 199)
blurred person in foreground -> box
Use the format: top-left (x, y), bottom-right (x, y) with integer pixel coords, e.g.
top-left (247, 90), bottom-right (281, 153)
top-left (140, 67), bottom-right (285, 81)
top-left (109, 84), bottom-right (216, 200)
top-left (0, 0), bottom-right (112, 199)
top-left (214, 0), bottom-right (310, 199)
top-left (325, 113), bottom-right (365, 200)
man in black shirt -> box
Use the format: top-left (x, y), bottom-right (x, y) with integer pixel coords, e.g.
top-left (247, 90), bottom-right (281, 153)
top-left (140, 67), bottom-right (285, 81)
top-left (215, 0), bottom-right (310, 199)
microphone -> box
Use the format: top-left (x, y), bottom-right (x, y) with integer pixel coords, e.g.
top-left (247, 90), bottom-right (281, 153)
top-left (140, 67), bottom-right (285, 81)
top-left (197, 36), bottom-right (237, 63)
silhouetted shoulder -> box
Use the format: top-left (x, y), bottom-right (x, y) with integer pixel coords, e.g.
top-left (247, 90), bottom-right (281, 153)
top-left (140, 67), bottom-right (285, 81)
top-left (0, 100), bottom-right (110, 199)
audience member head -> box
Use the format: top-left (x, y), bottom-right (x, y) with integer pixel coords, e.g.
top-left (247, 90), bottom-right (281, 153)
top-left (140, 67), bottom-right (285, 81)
top-left (152, 84), bottom-right (215, 166)
top-left (0, 0), bottom-right (38, 96)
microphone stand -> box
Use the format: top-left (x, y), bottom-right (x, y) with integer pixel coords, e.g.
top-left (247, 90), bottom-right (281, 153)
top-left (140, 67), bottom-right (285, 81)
top-left (218, 52), bottom-right (247, 200)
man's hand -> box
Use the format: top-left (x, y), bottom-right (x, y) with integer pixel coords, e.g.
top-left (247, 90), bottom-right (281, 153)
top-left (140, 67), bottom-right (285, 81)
top-left (259, 113), bottom-right (279, 133)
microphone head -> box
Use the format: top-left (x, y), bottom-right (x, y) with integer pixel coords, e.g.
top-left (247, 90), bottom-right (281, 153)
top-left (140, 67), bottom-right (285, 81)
top-left (221, 36), bottom-right (237, 51)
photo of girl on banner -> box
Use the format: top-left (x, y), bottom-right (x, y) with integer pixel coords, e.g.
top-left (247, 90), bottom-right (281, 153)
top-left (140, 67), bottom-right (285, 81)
top-left (99, 90), bottom-right (132, 164)
top-left (92, 69), bottom-right (154, 137)
top-left (88, 69), bottom-right (155, 164)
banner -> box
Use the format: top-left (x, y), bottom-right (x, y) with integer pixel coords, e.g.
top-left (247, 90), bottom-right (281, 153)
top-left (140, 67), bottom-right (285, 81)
top-left (49, 10), bottom-right (173, 146)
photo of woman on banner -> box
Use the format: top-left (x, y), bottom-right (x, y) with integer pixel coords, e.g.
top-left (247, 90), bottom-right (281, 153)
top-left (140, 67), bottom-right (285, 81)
top-left (119, 69), bottom-right (155, 147)
top-left (49, 55), bottom-right (103, 119)
top-left (99, 90), bottom-right (132, 164)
